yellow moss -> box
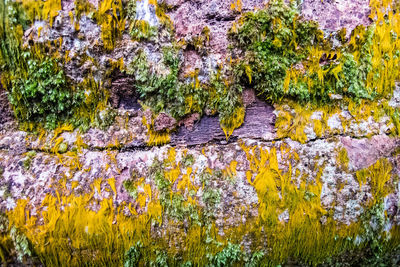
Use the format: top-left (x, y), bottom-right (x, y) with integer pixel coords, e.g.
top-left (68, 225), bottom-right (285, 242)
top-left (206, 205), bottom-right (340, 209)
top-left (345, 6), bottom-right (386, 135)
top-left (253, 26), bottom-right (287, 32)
top-left (142, 115), bottom-right (171, 146)
top-left (74, 76), bottom-right (109, 125)
top-left (177, 167), bottom-right (198, 192)
top-left (75, 133), bottom-right (87, 153)
top-left (228, 160), bottom-right (238, 177)
top-left (50, 137), bottom-right (64, 154)
top-left (355, 158), bottom-right (394, 207)
top-left (97, 0), bottom-right (126, 50)
top-left (50, 123), bottom-right (74, 143)
top-left (244, 64), bottom-right (252, 84)
top-left (230, 0), bottom-right (242, 12)
top-left (313, 119), bottom-right (323, 138)
top-left (56, 151), bottom-right (82, 171)
top-left (110, 57), bottom-right (125, 71)
top-left (3, 143), bottom-right (398, 265)
top-left (275, 95), bottom-right (400, 142)
top-left (220, 106), bottom-right (245, 140)
top-left (155, 2), bottom-right (173, 30)
top-left (275, 102), bottom-right (312, 143)
top-left (19, 0), bottom-right (61, 27)
top-left (367, 0), bottom-right (400, 97)
top-left (336, 147), bottom-right (349, 172)
top-left (239, 142), bottom-right (362, 263)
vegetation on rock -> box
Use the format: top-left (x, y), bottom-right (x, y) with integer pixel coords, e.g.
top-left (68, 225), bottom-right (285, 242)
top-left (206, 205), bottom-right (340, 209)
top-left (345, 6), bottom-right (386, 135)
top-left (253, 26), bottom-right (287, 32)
top-left (1, 145), bottom-right (398, 265)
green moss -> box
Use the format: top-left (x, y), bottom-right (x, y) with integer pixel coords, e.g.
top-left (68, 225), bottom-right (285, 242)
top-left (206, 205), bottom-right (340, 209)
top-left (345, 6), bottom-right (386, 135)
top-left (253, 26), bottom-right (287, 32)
top-left (123, 179), bottom-right (137, 199)
top-left (23, 151), bottom-right (36, 170)
top-left (96, 0), bottom-right (126, 51)
top-left (229, 0), bottom-right (380, 104)
top-left (10, 226), bottom-right (32, 263)
top-left (124, 241), bottom-right (143, 267)
top-left (206, 243), bottom-right (243, 267)
top-left (127, 47), bottom-right (208, 120)
top-left (182, 154), bottom-right (195, 167)
top-left (9, 55), bottom-right (84, 129)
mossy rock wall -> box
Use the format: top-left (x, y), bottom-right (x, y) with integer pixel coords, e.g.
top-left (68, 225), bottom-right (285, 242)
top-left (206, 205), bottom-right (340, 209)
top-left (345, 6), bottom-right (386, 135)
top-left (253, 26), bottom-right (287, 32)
top-left (0, 0), bottom-right (400, 266)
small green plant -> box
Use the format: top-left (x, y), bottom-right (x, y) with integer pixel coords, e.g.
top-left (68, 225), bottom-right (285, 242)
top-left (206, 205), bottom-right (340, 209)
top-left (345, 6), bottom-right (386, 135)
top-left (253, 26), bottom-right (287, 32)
top-left (10, 226), bottom-right (32, 263)
top-left (150, 250), bottom-right (169, 267)
top-left (207, 243), bottom-right (243, 267)
top-left (182, 154), bottom-right (195, 167)
top-left (9, 54), bottom-right (83, 129)
top-left (124, 241), bottom-right (143, 267)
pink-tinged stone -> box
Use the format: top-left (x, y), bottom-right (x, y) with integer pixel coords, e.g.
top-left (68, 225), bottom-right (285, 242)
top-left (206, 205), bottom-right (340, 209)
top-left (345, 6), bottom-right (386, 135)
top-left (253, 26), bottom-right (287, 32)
top-left (301, 0), bottom-right (371, 33)
top-left (181, 49), bottom-right (203, 78)
top-left (341, 135), bottom-right (399, 170)
top-left (154, 112), bottom-right (177, 131)
top-left (180, 113), bottom-right (201, 131)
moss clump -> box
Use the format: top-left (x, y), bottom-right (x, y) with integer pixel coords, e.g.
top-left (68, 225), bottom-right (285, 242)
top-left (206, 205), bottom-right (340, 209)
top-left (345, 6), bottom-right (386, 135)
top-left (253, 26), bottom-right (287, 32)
top-left (124, 241), bottom-right (142, 267)
top-left (229, 0), bottom-right (322, 102)
top-left (182, 153), bottom-right (195, 167)
top-left (229, 0), bottom-right (395, 105)
top-left (1, 1), bottom-right (96, 131)
top-left (127, 47), bottom-right (210, 120)
top-left (96, 0), bottom-right (126, 51)
top-left (9, 55), bottom-right (83, 129)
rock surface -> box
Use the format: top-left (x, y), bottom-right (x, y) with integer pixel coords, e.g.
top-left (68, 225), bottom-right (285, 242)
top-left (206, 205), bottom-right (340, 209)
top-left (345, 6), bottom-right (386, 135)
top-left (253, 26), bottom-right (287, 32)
top-left (1, 0), bottom-right (400, 265)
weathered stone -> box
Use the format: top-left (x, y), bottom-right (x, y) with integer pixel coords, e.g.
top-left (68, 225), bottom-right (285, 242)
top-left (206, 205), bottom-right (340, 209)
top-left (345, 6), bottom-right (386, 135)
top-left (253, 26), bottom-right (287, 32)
top-left (2, 0), bottom-right (400, 264)
top-left (180, 113), bottom-right (200, 131)
top-left (242, 89), bottom-right (256, 107)
top-left (301, 0), bottom-right (371, 33)
top-left (110, 72), bottom-right (138, 109)
top-left (341, 135), bottom-right (399, 171)
top-left (154, 112), bottom-right (177, 131)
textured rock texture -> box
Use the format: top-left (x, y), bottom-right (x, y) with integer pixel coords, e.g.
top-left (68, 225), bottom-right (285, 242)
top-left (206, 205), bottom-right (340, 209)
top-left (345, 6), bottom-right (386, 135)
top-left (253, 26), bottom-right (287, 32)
top-left (302, 0), bottom-right (371, 32)
top-left (1, 0), bottom-right (400, 266)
